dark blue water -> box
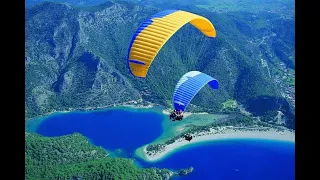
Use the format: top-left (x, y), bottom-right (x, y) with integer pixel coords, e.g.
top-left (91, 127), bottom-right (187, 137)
top-left (137, 139), bottom-right (295, 180)
top-left (32, 108), bottom-right (295, 180)
top-left (35, 108), bottom-right (164, 153)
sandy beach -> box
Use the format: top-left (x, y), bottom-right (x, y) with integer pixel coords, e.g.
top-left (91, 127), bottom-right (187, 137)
top-left (122, 104), bottom-right (154, 109)
top-left (142, 127), bottom-right (295, 162)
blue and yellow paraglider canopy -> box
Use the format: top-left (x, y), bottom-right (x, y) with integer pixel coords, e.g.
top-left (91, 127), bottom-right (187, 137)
top-left (172, 71), bottom-right (219, 112)
top-left (127, 10), bottom-right (216, 78)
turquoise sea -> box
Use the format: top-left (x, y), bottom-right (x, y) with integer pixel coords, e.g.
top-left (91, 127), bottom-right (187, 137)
top-left (26, 108), bottom-right (295, 180)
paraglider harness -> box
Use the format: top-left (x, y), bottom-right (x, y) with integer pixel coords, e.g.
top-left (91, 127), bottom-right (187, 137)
top-left (184, 134), bottom-right (193, 141)
top-left (169, 109), bottom-right (184, 121)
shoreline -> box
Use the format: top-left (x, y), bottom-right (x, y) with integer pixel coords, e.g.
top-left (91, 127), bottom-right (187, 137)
top-left (26, 101), bottom-right (209, 123)
top-left (137, 127), bottom-right (295, 162)
top-left (25, 99), bottom-right (156, 122)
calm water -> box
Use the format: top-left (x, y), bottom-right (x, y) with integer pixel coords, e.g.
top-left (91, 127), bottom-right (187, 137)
top-left (28, 108), bottom-right (295, 180)
top-left (34, 108), bottom-right (164, 153)
top-left (137, 139), bottom-right (295, 180)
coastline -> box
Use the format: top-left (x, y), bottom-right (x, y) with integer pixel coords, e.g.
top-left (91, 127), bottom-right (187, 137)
top-left (26, 97), bottom-right (213, 123)
top-left (25, 100), bottom-right (158, 133)
top-left (25, 101), bottom-right (295, 164)
top-left (25, 99), bottom-right (156, 122)
top-left (137, 127), bottom-right (295, 162)
top-left (26, 100), bottom-right (209, 125)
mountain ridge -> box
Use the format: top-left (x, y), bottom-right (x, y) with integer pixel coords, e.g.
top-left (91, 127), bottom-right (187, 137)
top-left (25, 1), bottom-right (295, 129)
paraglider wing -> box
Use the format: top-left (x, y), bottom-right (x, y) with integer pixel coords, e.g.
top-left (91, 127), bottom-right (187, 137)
top-left (127, 10), bottom-right (216, 78)
top-left (172, 71), bottom-right (219, 112)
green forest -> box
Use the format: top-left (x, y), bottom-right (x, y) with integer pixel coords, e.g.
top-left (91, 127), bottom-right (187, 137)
top-left (26, 133), bottom-right (173, 179)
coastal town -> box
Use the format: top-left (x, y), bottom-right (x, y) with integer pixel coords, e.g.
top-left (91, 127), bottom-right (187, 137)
top-left (274, 62), bottom-right (295, 107)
